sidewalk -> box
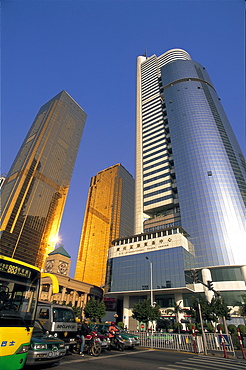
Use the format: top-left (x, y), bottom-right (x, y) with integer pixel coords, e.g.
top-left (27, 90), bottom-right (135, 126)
top-left (207, 349), bottom-right (246, 361)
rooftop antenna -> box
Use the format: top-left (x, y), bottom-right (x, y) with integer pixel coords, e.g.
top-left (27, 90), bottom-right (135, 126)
top-left (142, 46), bottom-right (148, 58)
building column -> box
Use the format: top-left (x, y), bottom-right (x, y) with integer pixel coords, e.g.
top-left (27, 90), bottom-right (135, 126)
top-left (174, 293), bottom-right (183, 324)
top-left (66, 291), bottom-right (71, 305)
top-left (48, 284), bottom-right (53, 301)
top-left (241, 266), bottom-right (246, 283)
top-left (61, 287), bottom-right (67, 303)
top-left (72, 291), bottom-right (77, 307)
top-left (81, 293), bottom-right (88, 320)
top-left (202, 268), bottom-right (214, 302)
top-left (123, 295), bottom-right (130, 329)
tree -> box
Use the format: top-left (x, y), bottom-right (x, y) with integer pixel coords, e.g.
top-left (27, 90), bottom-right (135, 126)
top-left (156, 317), bottom-right (172, 332)
top-left (166, 301), bottom-right (188, 333)
top-left (132, 299), bottom-right (160, 326)
top-left (189, 294), bottom-right (230, 330)
top-left (210, 296), bottom-right (230, 322)
top-left (238, 294), bottom-right (246, 325)
top-left (84, 298), bottom-right (106, 322)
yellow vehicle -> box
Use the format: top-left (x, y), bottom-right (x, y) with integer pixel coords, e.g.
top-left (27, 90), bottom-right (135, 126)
top-left (0, 255), bottom-right (58, 370)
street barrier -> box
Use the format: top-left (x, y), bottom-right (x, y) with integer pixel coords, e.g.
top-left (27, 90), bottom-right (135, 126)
top-left (138, 331), bottom-right (235, 356)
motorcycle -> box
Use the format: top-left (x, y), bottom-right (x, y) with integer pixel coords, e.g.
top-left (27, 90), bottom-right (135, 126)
top-left (109, 333), bottom-right (125, 351)
top-left (73, 331), bottom-right (102, 356)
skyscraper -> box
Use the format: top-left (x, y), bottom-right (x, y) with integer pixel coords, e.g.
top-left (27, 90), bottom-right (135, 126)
top-left (105, 49), bottom-right (246, 329)
top-left (0, 91), bottom-right (87, 269)
top-left (135, 48), bottom-right (246, 268)
top-left (75, 163), bottom-right (134, 287)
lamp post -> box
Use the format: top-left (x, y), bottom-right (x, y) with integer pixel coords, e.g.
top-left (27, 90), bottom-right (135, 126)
top-left (145, 257), bottom-right (153, 307)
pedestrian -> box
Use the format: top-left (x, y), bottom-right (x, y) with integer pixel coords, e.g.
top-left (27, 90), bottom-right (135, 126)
top-left (78, 320), bottom-right (91, 356)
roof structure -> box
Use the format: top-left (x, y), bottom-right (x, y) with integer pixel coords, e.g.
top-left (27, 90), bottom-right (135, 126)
top-left (48, 245), bottom-right (71, 258)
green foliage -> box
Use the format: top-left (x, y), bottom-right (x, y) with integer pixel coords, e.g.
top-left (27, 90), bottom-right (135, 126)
top-left (173, 322), bottom-right (183, 333)
top-left (238, 324), bottom-right (246, 334)
top-left (117, 321), bottom-right (124, 329)
top-left (166, 302), bottom-right (187, 318)
top-left (231, 334), bottom-right (240, 350)
top-left (238, 294), bottom-right (246, 318)
top-left (187, 323), bottom-right (196, 332)
top-left (84, 298), bottom-right (106, 321)
top-left (205, 322), bottom-right (215, 333)
top-left (157, 318), bottom-right (172, 331)
top-left (132, 299), bottom-right (160, 324)
top-left (166, 302), bottom-right (188, 333)
top-left (216, 324), bottom-right (225, 332)
top-left (228, 324), bottom-right (237, 334)
top-left (189, 295), bottom-right (230, 324)
top-left (210, 297), bottom-right (230, 320)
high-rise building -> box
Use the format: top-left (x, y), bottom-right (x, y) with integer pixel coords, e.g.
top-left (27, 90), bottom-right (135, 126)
top-left (75, 163), bottom-right (134, 287)
top-left (105, 49), bottom-right (246, 329)
top-left (0, 91), bottom-right (87, 269)
top-left (135, 48), bottom-right (246, 268)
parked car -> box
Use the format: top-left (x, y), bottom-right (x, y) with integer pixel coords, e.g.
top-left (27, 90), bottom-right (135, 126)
top-left (96, 332), bottom-right (111, 350)
top-left (90, 324), bottom-right (140, 349)
top-left (25, 320), bottom-right (66, 366)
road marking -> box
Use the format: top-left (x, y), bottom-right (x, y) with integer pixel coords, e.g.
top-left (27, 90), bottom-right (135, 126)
top-left (61, 349), bottom-right (152, 364)
top-left (158, 355), bottom-right (246, 370)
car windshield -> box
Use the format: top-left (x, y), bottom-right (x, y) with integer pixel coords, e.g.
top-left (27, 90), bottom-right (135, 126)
top-left (53, 307), bottom-right (75, 322)
top-left (32, 320), bottom-right (46, 337)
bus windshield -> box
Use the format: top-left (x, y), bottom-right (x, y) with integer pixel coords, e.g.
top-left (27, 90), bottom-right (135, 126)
top-left (0, 258), bottom-right (40, 327)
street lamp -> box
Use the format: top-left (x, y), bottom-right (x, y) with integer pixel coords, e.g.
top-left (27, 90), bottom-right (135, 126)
top-left (145, 257), bottom-right (153, 307)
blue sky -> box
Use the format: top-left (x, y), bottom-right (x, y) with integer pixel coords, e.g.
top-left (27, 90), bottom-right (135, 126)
top-left (1, 0), bottom-right (245, 276)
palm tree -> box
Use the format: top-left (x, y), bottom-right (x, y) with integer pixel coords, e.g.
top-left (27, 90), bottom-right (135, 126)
top-left (166, 301), bottom-right (186, 333)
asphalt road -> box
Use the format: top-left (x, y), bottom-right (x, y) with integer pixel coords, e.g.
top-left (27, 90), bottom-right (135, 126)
top-left (29, 347), bottom-right (246, 370)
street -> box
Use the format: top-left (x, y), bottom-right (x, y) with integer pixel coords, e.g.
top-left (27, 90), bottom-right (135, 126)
top-left (26, 348), bottom-right (246, 370)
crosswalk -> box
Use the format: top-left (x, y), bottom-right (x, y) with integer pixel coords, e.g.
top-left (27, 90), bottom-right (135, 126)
top-left (158, 355), bottom-right (246, 370)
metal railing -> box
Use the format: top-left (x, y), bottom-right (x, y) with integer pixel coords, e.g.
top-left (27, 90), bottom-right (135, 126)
top-left (138, 331), bottom-right (235, 356)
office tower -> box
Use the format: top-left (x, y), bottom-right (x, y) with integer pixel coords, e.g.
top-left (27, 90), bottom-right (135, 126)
top-left (75, 163), bottom-right (134, 287)
top-left (135, 49), bottom-right (246, 268)
top-left (0, 91), bottom-right (87, 269)
top-left (0, 174), bottom-right (6, 189)
top-left (105, 49), bottom-right (246, 328)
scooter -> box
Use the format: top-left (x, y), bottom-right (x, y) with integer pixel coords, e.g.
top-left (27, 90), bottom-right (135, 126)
top-left (73, 331), bottom-right (102, 356)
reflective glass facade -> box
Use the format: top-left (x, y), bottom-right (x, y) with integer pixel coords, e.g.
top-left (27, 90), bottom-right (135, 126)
top-left (0, 91), bottom-right (87, 269)
top-left (108, 247), bottom-right (194, 292)
top-left (135, 49), bottom-right (246, 268)
top-left (75, 164), bottom-right (135, 287)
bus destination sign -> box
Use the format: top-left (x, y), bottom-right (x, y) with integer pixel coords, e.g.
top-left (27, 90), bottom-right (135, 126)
top-left (0, 261), bottom-right (31, 278)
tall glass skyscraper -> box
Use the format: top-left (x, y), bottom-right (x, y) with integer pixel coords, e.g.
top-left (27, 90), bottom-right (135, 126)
top-left (135, 49), bottom-right (246, 268)
top-left (75, 164), bottom-right (135, 287)
top-left (0, 91), bottom-right (87, 269)
top-left (105, 49), bottom-right (245, 329)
